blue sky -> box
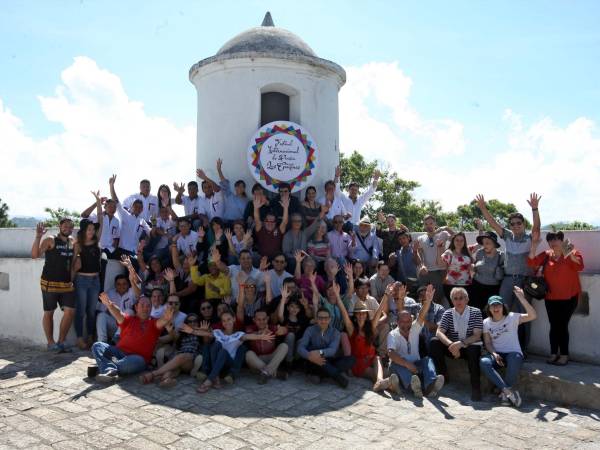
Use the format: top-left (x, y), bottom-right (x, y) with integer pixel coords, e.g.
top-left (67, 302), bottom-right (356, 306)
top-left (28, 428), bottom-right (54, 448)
top-left (1, 1), bottom-right (600, 222)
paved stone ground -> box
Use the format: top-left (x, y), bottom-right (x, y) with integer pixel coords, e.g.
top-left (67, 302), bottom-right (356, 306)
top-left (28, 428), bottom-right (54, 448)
top-left (0, 339), bottom-right (599, 449)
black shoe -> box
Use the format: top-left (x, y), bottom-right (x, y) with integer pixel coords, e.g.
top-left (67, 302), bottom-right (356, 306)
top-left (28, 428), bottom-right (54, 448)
top-left (471, 388), bottom-right (482, 402)
top-left (333, 374), bottom-right (349, 389)
top-left (258, 372), bottom-right (269, 385)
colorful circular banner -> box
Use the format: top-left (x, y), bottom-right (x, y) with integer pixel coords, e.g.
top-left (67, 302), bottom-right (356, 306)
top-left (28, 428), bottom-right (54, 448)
top-left (247, 121), bottom-right (318, 193)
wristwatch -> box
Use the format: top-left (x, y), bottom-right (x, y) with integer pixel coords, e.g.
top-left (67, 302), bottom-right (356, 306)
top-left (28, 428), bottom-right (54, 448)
top-left (319, 350), bottom-right (324, 357)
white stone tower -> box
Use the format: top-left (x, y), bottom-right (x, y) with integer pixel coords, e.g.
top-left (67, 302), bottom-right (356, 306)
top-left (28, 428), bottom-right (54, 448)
top-left (189, 12), bottom-right (346, 194)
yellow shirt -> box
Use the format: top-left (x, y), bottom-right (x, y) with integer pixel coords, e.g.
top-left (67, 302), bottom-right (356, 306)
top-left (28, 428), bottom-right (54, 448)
top-left (190, 266), bottom-right (232, 300)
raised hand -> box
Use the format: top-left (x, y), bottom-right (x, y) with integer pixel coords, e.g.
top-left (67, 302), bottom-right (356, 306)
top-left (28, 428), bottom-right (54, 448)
top-left (331, 281), bottom-right (341, 298)
top-left (36, 222), bottom-right (47, 237)
top-left (216, 158), bottom-right (223, 172)
top-left (224, 228), bottom-right (233, 241)
top-left (120, 254), bottom-right (132, 269)
top-left (384, 282), bottom-right (395, 298)
top-left (173, 182), bottom-right (185, 195)
top-left (334, 165), bottom-right (341, 180)
top-left (200, 320), bottom-right (211, 330)
top-left (343, 262), bottom-right (352, 279)
top-left (280, 195), bottom-right (290, 209)
top-left (242, 230), bottom-right (252, 243)
top-left (527, 192), bottom-right (542, 209)
top-left (99, 292), bottom-right (112, 307)
top-left (196, 168), bottom-right (207, 180)
top-left (474, 218), bottom-right (483, 231)
top-left (186, 254), bottom-right (197, 267)
top-left (474, 194), bottom-right (486, 210)
top-left (91, 190), bottom-right (101, 203)
top-left (253, 193), bottom-right (266, 208)
top-left (294, 250), bottom-right (305, 264)
top-left (163, 305), bottom-right (175, 322)
top-left (372, 169), bottom-right (381, 181)
top-left (163, 268), bottom-right (176, 282)
top-left (281, 284), bottom-right (289, 302)
top-left (109, 174), bottom-right (117, 186)
top-left (210, 247), bottom-right (221, 263)
top-left (308, 271), bottom-right (317, 286)
top-left (395, 282), bottom-right (407, 300)
top-left (180, 323), bottom-right (194, 334)
top-left (412, 240), bottom-right (420, 252)
top-left (424, 284), bottom-right (435, 304)
top-left (259, 256), bottom-right (270, 272)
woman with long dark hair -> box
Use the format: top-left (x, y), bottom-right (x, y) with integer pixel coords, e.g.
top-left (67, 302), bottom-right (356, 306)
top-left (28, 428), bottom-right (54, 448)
top-left (301, 186), bottom-right (321, 226)
top-left (72, 191), bottom-right (104, 350)
top-left (437, 232), bottom-right (473, 303)
top-left (338, 298), bottom-right (384, 390)
top-left (528, 231), bottom-right (584, 366)
top-left (156, 184), bottom-right (172, 209)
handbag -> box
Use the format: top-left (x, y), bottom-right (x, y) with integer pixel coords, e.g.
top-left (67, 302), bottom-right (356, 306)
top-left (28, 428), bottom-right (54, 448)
top-left (524, 253), bottom-right (549, 300)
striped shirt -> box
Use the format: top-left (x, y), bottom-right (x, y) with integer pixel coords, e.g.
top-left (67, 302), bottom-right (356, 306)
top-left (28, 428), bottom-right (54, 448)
top-left (438, 306), bottom-right (483, 343)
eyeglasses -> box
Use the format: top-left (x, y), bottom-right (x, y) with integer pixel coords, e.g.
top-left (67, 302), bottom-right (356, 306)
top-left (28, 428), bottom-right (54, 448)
top-left (510, 221), bottom-right (523, 226)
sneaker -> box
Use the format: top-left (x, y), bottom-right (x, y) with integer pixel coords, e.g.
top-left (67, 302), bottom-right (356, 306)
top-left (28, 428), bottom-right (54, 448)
top-left (47, 343), bottom-right (60, 352)
top-left (507, 389), bottom-right (522, 408)
top-left (56, 343), bottom-right (72, 354)
top-left (222, 374), bottom-right (234, 385)
top-left (95, 368), bottom-right (118, 383)
top-left (471, 388), bottom-right (482, 402)
top-left (427, 375), bottom-right (445, 397)
top-left (499, 391), bottom-right (510, 406)
top-left (410, 375), bottom-right (423, 398)
top-left (258, 371), bottom-right (269, 385)
top-left (388, 374), bottom-right (400, 394)
top-left (333, 374), bottom-right (349, 389)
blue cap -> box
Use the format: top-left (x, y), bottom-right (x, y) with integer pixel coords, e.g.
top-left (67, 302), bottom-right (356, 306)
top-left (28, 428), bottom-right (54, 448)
top-left (487, 295), bottom-right (504, 306)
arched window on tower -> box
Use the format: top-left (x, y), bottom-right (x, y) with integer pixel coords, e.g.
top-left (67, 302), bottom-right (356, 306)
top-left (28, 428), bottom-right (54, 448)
top-left (261, 92), bottom-right (290, 126)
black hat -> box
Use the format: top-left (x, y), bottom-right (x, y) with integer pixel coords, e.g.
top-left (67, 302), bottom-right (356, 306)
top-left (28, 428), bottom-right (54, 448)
top-left (476, 231), bottom-right (501, 248)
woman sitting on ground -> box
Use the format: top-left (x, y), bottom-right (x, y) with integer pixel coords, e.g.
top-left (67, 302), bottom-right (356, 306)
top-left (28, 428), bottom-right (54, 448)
top-left (338, 298), bottom-right (385, 391)
top-left (197, 310), bottom-right (275, 393)
top-left (139, 314), bottom-right (208, 388)
top-left (277, 284), bottom-right (311, 370)
top-left (528, 230), bottom-right (584, 366)
top-left (480, 287), bottom-right (536, 407)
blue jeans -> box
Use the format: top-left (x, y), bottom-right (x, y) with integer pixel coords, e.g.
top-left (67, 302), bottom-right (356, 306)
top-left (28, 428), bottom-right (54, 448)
top-left (91, 342), bottom-right (147, 375)
top-left (390, 357), bottom-right (437, 392)
top-left (305, 355), bottom-right (356, 379)
top-left (500, 275), bottom-right (530, 350)
top-left (208, 341), bottom-right (247, 381)
top-left (480, 352), bottom-right (523, 390)
top-left (75, 275), bottom-right (100, 338)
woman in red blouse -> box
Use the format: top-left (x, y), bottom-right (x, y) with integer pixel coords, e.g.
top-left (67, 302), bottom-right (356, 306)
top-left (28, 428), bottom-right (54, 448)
top-left (527, 231), bottom-right (584, 366)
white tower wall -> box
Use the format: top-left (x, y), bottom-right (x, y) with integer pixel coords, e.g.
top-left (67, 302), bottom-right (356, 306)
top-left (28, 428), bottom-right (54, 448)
top-left (191, 58), bottom-right (342, 195)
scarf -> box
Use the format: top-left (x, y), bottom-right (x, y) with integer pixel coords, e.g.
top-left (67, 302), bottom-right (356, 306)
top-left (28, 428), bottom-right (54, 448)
top-left (452, 306), bottom-right (471, 341)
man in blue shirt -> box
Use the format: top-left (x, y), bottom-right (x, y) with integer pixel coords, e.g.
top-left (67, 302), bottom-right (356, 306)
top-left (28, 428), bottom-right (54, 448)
top-left (298, 308), bottom-right (356, 388)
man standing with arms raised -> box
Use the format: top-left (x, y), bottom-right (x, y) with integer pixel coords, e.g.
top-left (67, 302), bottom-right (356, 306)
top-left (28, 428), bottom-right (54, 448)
top-left (31, 219), bottom-right (76, 353)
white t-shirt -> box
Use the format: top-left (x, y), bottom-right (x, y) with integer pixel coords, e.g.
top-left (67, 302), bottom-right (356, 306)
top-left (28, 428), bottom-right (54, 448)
top-left (483, 312), bottom-right (522, 355)
top-left (176, 231), bottom-right (199, 256)
top-left (89, 213), bottom-right (121, 252)
top-left (417, 231), bottom-right (450, 271)
top-left (116, 203), bottom-right (151, 253)
top-left (213, 330), bottom-right (245, 359)
top-left (182, 195), bottom-right (207, 217)
top-left (123, 193), bottom-right (159, 222)
top-left (202, 191), bottom-right (225, 220)
top-left (317, 195), bottom-right (347, 220)
top-left (387, 321), bottom-right (423, 362)
top-left (335, 183), bottom-right (375, 225)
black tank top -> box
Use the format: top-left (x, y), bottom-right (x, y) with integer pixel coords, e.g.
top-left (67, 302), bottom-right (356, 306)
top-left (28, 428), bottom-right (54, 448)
top-left (79, 243), bottom-right (101, 273)
top-left (41, 236), bottom-right (73, 283)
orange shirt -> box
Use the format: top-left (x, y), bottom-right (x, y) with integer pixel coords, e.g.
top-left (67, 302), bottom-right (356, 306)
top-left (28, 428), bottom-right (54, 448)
top-left (527, 250), bottom-right (584, 300)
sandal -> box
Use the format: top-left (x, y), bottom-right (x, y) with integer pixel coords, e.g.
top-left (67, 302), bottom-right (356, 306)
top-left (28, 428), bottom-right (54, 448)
top-left (159, 377), bottom-right (177, 389)
top-left (213, 379), bottom-right (222, 389)
top-left (139, 372), bottom-right (155, 384)
top-left (196, 380), bottom-right (212, 394)
top-left (546, 355), bottom-right (559, 365)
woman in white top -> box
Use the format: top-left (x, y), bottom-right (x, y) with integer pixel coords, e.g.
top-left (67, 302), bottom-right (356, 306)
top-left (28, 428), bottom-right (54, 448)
top-left (480, 286), bottom-right (537, 407)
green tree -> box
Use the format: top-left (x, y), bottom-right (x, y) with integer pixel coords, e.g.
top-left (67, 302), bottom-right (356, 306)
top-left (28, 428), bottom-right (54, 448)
top-left (545, 221), bottom-right (596, 231)
top-left (455, 199), bottom-right (521, 230)
top-left (43, 207), bottom-right (81, 227)
top-left (0, 198), bottom-right (16, 228)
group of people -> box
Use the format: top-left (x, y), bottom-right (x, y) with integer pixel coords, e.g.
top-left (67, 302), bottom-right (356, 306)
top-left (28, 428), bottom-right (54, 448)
top-left (31, 160), bottom-right (585, 407)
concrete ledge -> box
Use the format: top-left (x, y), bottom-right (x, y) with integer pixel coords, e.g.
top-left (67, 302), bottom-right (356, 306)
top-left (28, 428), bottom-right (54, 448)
top-left (446, 355), bottom-right (600, 410)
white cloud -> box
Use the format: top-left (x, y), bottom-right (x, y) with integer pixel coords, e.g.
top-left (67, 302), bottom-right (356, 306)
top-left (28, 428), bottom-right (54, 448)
top-left (339, 62), bottom-right (600, 225)
top-left (0, 57), bottom-right (195, 218)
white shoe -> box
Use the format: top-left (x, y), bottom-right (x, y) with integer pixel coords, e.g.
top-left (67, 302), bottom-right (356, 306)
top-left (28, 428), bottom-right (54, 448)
top-left (507, 389), bottom-right (522, 408)
top-left (373, 378), bottom-right (390, 392)
top-left (389, 374), bottom-right (400, 394)
top-left (428, 375), bottom-right (444, 397)
top-left (499, 391), bottom-right (510, 406)
top-left (95, 368), bottom-right (118, 383)
top-left (410, 375), bottom-right (423, 398)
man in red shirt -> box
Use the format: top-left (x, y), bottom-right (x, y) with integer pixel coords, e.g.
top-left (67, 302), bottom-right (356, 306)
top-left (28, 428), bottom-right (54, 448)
top-left (245, 309), bottom-right (288, 384)
top-left (253, 194), bottom-right (289, 261)
top-left (91, 293), bottom-right (173, 382)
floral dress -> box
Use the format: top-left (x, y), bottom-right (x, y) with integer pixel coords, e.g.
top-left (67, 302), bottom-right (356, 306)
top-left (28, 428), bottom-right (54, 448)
top-left (442, 250), bottom-right (473, 286)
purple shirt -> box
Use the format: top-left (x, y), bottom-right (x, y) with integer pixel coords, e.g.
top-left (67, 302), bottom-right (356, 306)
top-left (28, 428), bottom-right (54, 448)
top-left (327, 230), bottom-right (353, 260)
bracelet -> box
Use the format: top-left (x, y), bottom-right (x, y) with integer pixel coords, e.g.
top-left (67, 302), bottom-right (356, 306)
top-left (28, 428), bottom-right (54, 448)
top-left (531, 208), bottom-right (538, 211)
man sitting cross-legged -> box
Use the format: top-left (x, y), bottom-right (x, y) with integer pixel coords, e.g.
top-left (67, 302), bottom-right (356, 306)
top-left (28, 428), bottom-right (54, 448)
top-left (383, 284), bottom-right (445, 398)
top-left (91, 293), bottom-right (173, 382)
top-left (245, 309), bottom-right (289, 384)
top-left (297, 307), bottom-right (356, 388)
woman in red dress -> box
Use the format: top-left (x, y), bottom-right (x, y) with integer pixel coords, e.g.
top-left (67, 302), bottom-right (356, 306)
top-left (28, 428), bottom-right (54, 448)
top-left (338, 299), bottom-right (385, 391)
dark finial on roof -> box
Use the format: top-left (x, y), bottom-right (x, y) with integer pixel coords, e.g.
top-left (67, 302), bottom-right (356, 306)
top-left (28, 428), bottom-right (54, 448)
top-left (261, 11), bottom-right (274, 27)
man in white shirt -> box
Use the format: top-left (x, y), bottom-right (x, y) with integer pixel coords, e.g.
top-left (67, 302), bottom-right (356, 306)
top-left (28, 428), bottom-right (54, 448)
top-left (174, 180), bottom-right (207, 230)
top-left (96, 274), bottom-right (136, 343)
top-left (109, 174), bottom-right (151, 271)
top-left (384, 285), bottom-right (444, 398)
top-left (216, 249), bottom-right (265, 299)
top-left (318, 180), bottom-right (348, 222)
top-left (175, 219), bottom-right (199, 257)
top-left (268, 253), bottom-right (293, 297)
top-left (144, 206), bottom-right (177, 264)
top-left (334, 166), bottom-right (380, 230)
top-left (196, 168), bottom-right (225, 220)
top-left (123, 179), bottom-right (159, 222)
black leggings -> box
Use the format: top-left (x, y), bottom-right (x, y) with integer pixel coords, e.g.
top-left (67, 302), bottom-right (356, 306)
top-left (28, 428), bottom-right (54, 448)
top-left (469, 280), bottom-right (500, 317)
top-left (544, 297), bottom-right (578, 356)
